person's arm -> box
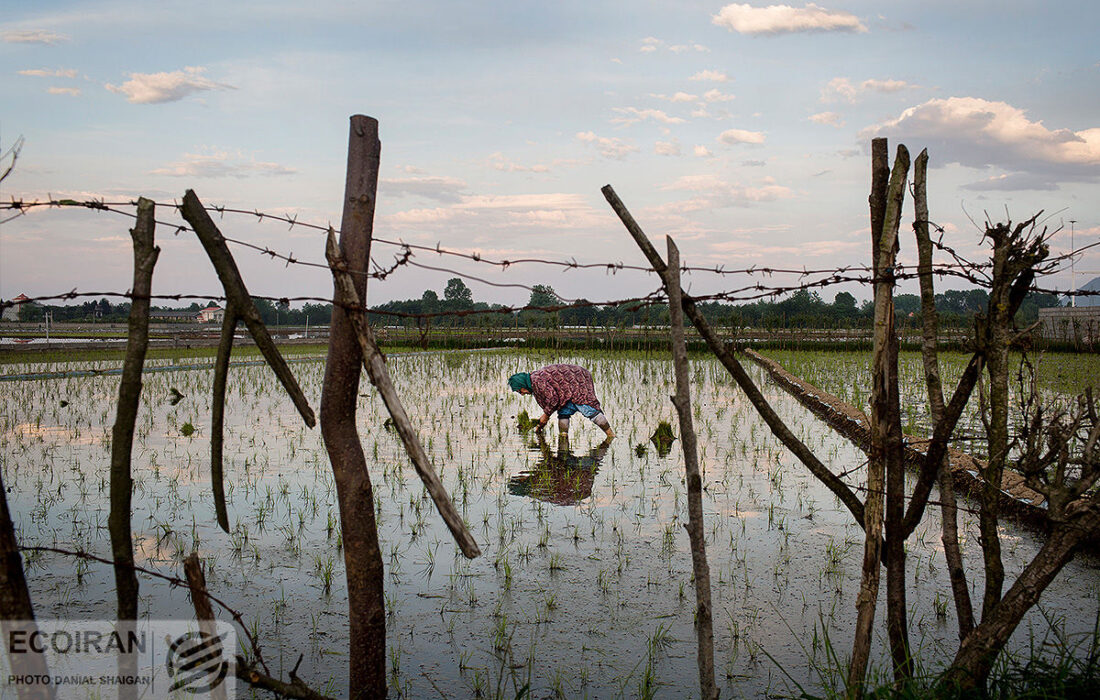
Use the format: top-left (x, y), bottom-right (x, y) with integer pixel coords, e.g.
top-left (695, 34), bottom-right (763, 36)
top-left (536, 409), bottom-right (553, 430)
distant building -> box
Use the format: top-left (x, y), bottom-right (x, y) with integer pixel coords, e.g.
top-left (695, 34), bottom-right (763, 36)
top-left (198, 305), bottom-right (225, 323)
top-left (1, 293), bottom-right (30, 322)
top-left (1039, 307), bottom-right (1100, 344)
top-left (151, 309), bottom-right (200, 322)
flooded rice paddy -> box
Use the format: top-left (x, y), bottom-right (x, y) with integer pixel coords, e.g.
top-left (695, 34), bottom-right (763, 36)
top-left (2, 350), bottom-right (1098, 698)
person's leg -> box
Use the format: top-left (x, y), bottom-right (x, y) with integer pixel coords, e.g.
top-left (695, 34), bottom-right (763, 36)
top-left (576, 404), bottom-right (615, 438)
top-left (557, 401), bottom-right (577, 436)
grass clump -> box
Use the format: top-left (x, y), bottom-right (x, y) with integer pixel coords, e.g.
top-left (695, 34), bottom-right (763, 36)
top-left (650, 421), bottom-right (676, 457)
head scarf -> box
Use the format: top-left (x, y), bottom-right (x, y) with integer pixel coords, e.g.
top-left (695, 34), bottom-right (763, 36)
top-left (508, 372), bottom-right (533, 393)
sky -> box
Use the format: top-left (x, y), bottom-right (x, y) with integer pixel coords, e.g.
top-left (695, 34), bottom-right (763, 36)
top-left (2, 0), bottom-right (1098, 311)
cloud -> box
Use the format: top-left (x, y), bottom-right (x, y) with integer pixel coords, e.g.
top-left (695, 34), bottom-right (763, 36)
top-left (46, 87), bottom-right (81, 96)
top-left (381, 176), bottom-right (467, 202)
top-left (742, 159), bottom-right (767, 166)
top-left (650, 91), bottom-right (699, 103)
top-left (822, 77), bottom-right (916, 102)
top-left (485, 152), bottom-right (551, 173)
top-left (106, 66), bottom-right (233, 104)
top-left (659, 173), bottom-right (793, 208)
top-left (863, 96), bottom-right (1100, 185)
top-left (149, 150), bottom-right (296, 178)
top-left (611, 107), bottom-right (687, 126)
top-left (694, 145), bottom-right (714, 158)
top-left (655, 140), bottom-right (681, 156)
top-left (381, 192), bottom-right (604, 233)
top-left (3, 30), bottom-right (68, 45)
top-left (639, 37), bottom-right (709, 53)
top-left (690, 70), bottom-right (730, 83)
top-left (960, 173), bottom-right (1061, 192)
top-left (575, 131), bottom-right (639, 159)
top-left (717, 128), bottom-right (766, 145)
top-left (712, 3), bottom-right (868, 35)
top-left (703, 89), bottom-right (735, 103)
top-left (809, 111), bottom-right (844, 127)
top-left (18, 68), bottom-right (78, 78)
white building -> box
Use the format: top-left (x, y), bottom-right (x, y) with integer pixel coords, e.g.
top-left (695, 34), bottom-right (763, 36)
top-left (198, 305), bottom-right (226, 323)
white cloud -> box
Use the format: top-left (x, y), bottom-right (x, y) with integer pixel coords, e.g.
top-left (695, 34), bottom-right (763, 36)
top-left (381, 176), bottom-right (468, 202)
top-left (690, 70), bottom-right (730, 83)
top-left (822, 76), bottom-right (916, 102)
top-left (660, 173), bottom-right (793, 207)
top-left (864, 97), bottom-right (1100, 185)
top-left (655, 140), bottom-right (681, 156)
top-left (693, 145), bottom-right (714, 158)
top-left (106, 66), bottom-right (233, 104)
top-left (46, 86), bottom-right (80, 96)
top-left (650, 91), bottom-right (699, 103)
top-left (712, 3), bottom-right (868, 35)
top-left (2, 30), bottom-right (68, 44)
top-left (717, 128), bottom-right (766, 145)
top-left (486, 152), bottom-right (551, 173)
top-left (703, 89), bottom-right (735, 103)
top-left (576, 131), bottom-right (639, 159)
top-left (381, 192), bottom-right (604, 233)
top-left (149, 150), bottom-right (296, 178)
top-left (669, 42), bottom-right (710, 54)
top-left (18, 68), bottom-right (78, 78)
top-left (809, 111), bottom-right (844, 127)
top-left (611, 107), bottom-right (687, 126)
top-left (961, 173), bottom-right (1060, 192)
top-left (640, 37), bottom-right (709, 54)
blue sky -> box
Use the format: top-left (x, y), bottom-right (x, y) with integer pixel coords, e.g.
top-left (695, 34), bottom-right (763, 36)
top-left (2, 1), bottom-right (1098, 309)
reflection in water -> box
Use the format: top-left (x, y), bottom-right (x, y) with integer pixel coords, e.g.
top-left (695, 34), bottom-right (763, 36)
top-left (508, 433), bottom-right (612, 505)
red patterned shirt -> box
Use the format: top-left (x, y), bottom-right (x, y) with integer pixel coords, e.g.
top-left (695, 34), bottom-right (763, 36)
top-left (530, 364), bottom-right (602, 415)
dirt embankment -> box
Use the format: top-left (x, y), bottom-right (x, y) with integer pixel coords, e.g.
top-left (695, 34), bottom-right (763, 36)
top-left (744, 348), bottom-right (1052, 526)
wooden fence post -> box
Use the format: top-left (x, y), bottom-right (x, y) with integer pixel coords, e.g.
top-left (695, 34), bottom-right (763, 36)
top-left (319, 115), bottom-right (387, 698)
top-left (666, 237), bottom-right (718, 700)
top-left (109, 197), bottom-right (158, 700)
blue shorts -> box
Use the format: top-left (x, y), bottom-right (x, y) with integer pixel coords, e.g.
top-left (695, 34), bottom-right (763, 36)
top-left (557, 401), bottom-right (599, 419)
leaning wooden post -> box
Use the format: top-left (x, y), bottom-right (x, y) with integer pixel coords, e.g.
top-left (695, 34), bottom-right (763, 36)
top-left (109, 197), bottom-right (158, 700)
top-left (326, 230), bottom-right (480, 558)
top-left (666, 237), bottom-right (718, 700)
top-left (601, 184), bottom-right (869, 528)
top-left (179, 191), bottom-right (316, 532)
top-left (319, 115), bottom-right (387, 698)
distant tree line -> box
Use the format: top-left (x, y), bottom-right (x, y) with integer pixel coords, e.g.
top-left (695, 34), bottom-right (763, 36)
top-left (6, 280), bottom-right (1062, 330)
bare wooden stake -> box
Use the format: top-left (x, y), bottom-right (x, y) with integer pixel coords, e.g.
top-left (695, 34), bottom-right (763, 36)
top-left (179, 190), bottom-right (316, 532)
top-left (913, 149), bottom-right (974, 638)
top-left (110, 197), bottom-right (158, 700)
top-left (179, 190), bottom-right (316, 429)
top-left (0, 469), bottom-right (51, 700)
top-left (319, 114), bottom-right (387, 698)
top-left (327, 229), bottom-right (480, 559)
top-left (183, 553), bottom-right (226, 700)
top-left (602, 184), bottom-right (868, 528)
top-left (666, 237), bottom-right (717, 700)
top-left (210, 311), bottom-right (237, 532)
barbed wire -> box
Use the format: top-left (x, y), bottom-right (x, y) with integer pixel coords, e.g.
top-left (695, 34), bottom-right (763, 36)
top-left (2, 197), bottom-right (1096, 323)
top-left (1, 195), bottom-right (1048, 281)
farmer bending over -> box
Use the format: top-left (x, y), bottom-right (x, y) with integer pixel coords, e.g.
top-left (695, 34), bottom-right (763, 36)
top-left (508, 363), bottom-right (615, 438)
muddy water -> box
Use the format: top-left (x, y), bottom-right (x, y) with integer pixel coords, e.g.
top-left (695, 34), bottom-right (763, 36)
top-left (2, 351), bottom-right (1098, 698)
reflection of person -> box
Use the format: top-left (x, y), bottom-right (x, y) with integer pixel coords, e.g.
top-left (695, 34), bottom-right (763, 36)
top-left (508, 432), bottom-right (612, 505)
top-left (508, 363), bottom-right (614, 438)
